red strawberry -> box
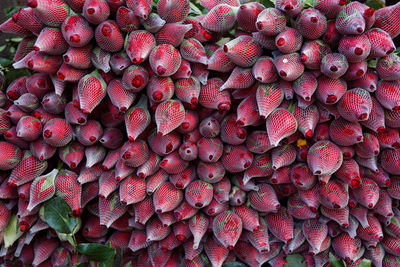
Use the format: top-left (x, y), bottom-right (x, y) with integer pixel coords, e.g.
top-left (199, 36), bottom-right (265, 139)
top-left (8, 151), bottom-right (47, 187)
top-left (149, 44), bottom-right (182, 77)
top-left (296, 8), bottom-right (327, 40)
top-left (126, 30), bottom-right (156, 64)
top-left (201, 4), bottom-right (237, 33)
top-left (157, 0), bottom-right (189, 23)
top-left (189, 213), bottom-right (209, 249)
top-left (28, 0), bottom-right (70, 27)
top-left (249, 183), bottom-right (279, 212)
top-left (185, 180), bottom-right (213, 208)
top-left (107, 79), bottom-right (135, 113)
top-left (100, 128), bottom-right (123, 149)
top-left (275, 27), bottom-right (303, 54)
top-left (276, 0), bottom-right (303, 17)
top-left (213, 210), bottom-right (242, 250)
top-left (120, 174), bottom-right (146, 205)
top-left (125, 95), bottom-right (150, 141)
top-left (338, 88), bottom-right (372, 122)
top-left (146, 216), bottom-right (171, 242)
top-left (27, 169), bottom-right (57, 211)
top-left (34, 27), bottom-right (68, 56)
top-left (116, 6), bottom-right (140, 32)
top-left (42, 118), bottom-right (73, 147)
top-left (12, 7), bottom-right (44, 35)
top-left (55, 170), bottom-right (81, 215)
top-left (275, 53), bottom-right (305, 81)
top-left (62, 14), bottom-right (94, 47)
top-left (78, 70), bottom-right (107, 114)
top-left (223, 36), bottom-right (262, 67)
top-left (266, 108), bottom-right (298, 147)
top-left (237, 2), bottom-right (265, 32)
top-left (0, 141), bottom-right (22, 170)
top-left (83, 0), bottom-right (110, 24)
top-left (143, 13), bottom-right (166, 33)
top-left (59, 141), bottom-right (84, 169)
top-left (147, 76), bottom-right (174, 103)
top-left (99, 191), bottom-right (127, 227)
top-left (321, 53), bottom-right (349, 79)
top-left (95, 20), bottom-right (123, 52)
top-left (126, 0), bottom-right (153, 19)
top-left (156, 23), bottom-right (193, 47)
top-left (207, 47), bottom-right (235, 73)
top-left (153, 181), bottom-right (183, 213)
top-left (374, 1), bottom-right (400, 38)
top-left (301, 40), bottom-right (331, 70)
top-left (366, 28), bottom-right (395, 58)
top-left (32, 237), bottom-right (58, 266)
top-left (252, 56), bottom-right (278, 83)
top-left (256, 8), bottom-right (286, 35)
top-left (221, 67), bottom-right (255, 91)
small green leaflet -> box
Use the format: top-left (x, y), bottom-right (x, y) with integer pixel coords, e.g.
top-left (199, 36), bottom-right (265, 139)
top-left (43, 197), bottom-right (79, 234)
top-left (189, 2), bottom-right (203, 15)
top-left (284, 254), bottom-right (307, 267)
top-left (3, 215), bottom-right (23, 248)
top-left (4, 6), bottom-right (24, 18)
top-left (365, 0), bottom-right (385, 10)
top-left (76, 243), bottom-right (115, 262)
top-left (259, 0), bottom-right (275, 8)
top-left (329, 253), bottom-right (346, 267)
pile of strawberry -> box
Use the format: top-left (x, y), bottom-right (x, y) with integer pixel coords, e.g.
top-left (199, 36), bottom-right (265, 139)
top-left (0, 0), bottom-right (400, 266)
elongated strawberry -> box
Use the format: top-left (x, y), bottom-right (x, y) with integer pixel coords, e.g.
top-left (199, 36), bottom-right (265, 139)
top-left (28, 0), bottom-right (70, 27)
top-left (366, 28), bottom-right (395, 58)
top-left (99, 191), bottom-right (127, 227)
top-left (34, 27), bottom-right (68, 56)
top-left (27, 169), bottom-right (58, 211)
top-left (189, 212), bottom-right (209, 249)
top-left (374, 1), bottom-right (400, 38)
top-left (12, 7), bottom-right (44, 35)
top-left (156, 23), bottom-right (193, 47)
top-left (116, 6), bottom-right (140, 32)
top-left (201, 4), bottom-right (237, 32)
top-left (32, 236), bottom-right (58, 266)
top-left (213, 210), bottom-right (242, 250)
top-left (256, 8), bottom-right (286, 35)
top-left (8, 151), bottom-right (47, 187)
top-left (126, 30), bottom-right (155, 64)
top-left (224, 36), bottom-right (262, 67)
top-left (155, 100), bottom-right (185, 135)
top-left (78, 69), bottom-right (107, 114)
top-left (207, 47), bottom-right (235, 73)
top-left (266, 108), bottom-right (298, 147)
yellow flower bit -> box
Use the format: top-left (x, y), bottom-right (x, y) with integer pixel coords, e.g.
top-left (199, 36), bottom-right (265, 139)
top-left (297, 138), bottom-right (307, 148)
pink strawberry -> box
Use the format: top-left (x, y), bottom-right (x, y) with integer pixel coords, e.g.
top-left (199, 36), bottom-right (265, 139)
top-left (107, 79), bottom-right (135, 113)
top-left (332, 232), bottom-right (362, 262)
top-left (156, 0), bottom-right (189, 23)
top-left (276, 0), bottom-right (303, 17)
top-left (249, 183), bottom-right (280, 212)
top-left (119, 174), bottom-right (146, 205)
top-left (307, 140), bottom-right (343, 177)
top-left (63, 45), bottom-right (93, 70)
top-left (213, 210), bottom-right (242, 250)
top-left (366, 28), bottom-right (395, 58)
top-left (0, 17), bottom-right (31, 36)
top-left (207, 47), bottom-right (235, 73)
top-left (301, 40), bottom-right (332, 70)
top-left (377, 53), bottom-right (400, 81)
top-left (78, 69), bottom-right (107, 114)
top-left (266, 207), bottom-right (294, 243)
top-left (201, 4), bottom-right (237, 33)
top-left (237, 2), bottom-right (265, 33)
top-left (156, 23), bottom-right (193, 47)
top-left (252, 56), bottom-right (278, 83)
top-left (121, 139), bottom-right (149, 167)
top-left (153, 181), bottom-right (183, 213)
top-left (12, 7), bottom-right (44, 35)
top-left (321, 53), bottom-right (349, 79)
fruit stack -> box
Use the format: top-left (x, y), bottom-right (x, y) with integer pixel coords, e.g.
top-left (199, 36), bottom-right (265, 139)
top-left (0, 0), bottom-right (400, 266)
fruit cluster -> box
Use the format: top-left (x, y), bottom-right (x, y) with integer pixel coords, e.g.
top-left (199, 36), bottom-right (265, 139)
top-left (0, 0), bottom-right (400, 266)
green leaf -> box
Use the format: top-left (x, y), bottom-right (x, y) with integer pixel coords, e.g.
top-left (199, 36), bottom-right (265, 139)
top-left (259, 0), bottom-right (275, 8)
top-left (113, 248), bottom-right (123, 267)
top-left (43, 197), bottom-right (79, 234)
top-left (222, 262), bottom-right (246, 267)
top-left (0, 58), bottom-right (13, 68)
top-left (329, 253), bottom-right (347, 267)
top-left (355, 259), bottom-right (372, 267)
top-left (4, 6), bottom-right (23, 18)
top-left (3, 214), bottom-right (23, 248)
top-left (304, 0), bottom-right (313, 8)
top-left (189, 2), bottom-right (203, 15)
top-left (365, 0), bottom-right (385, 10)
top-left (284, 254), bottom-right (307, 267)
top-left (76, 243), bottom-right (115, 262)
top-left (367, 59), bottom-right (377, 69)
top-left (395, 47), bottom-right (400, 57)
